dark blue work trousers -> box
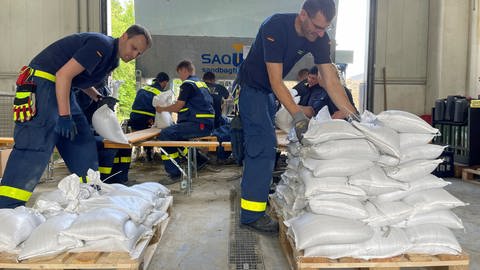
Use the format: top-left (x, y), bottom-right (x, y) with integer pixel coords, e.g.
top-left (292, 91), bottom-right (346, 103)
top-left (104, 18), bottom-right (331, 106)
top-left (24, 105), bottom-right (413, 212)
top-left (239, 85), bottom-right (277, 224)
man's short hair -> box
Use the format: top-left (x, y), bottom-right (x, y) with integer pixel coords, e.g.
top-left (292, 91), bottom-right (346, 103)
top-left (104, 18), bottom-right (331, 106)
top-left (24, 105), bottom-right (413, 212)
top-left (302, 0), bottom-right (336, 22)
top-left (297, 68), bottom-right (309, 80)
top-left (125, 24), bottom-right (152, 48)
top-left (154, 72), bottom-right (169, 83)
top-left (309, 66), bottom-right (318, 75)
top-left (202, 71), bottom-right (215, 81)
top-left (176, 60), bottom-right (194, 72)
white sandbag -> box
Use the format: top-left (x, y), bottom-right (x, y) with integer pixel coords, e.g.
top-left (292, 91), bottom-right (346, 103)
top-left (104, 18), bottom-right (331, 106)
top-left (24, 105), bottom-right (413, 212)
top-left (275, 90), bottom-right (300, 133)
top-left (78, 195), bottom-right (153, 223)
top-left (302, 139), bottom-right (379, 161)
top-left (33, 189), bottom-right (68, 216)
top-left (399, 133), bottom-right (436, 149)
top-left (349, 167), bottom-right (409, 196)
top-left (301, 158), bottom-right (374, 178)
top-left (376, 155), bottom-right (400, 167)
top-left (308, 198), bottom-right (368, 220)
top-left (287, 157), bottom-right (301, 171)
top-left (130, 182), bottom-right (170, 198)
top-left (364, 201), bottom-right (413, 226)
top-left (275, 184), bottom-right (296, 207)
top-left (377, 110), bottom-right (439, 134)
top-left (393, 210), bottom-right (464, 229)
top-left (143, 211), bottom-right (169, 228)
top-left (60, 208), bottom-right (129, 241)
top-left (299, 168), bottom-right (366, 197)
top-left (352, 121), bottom-right (401, 158)
top-left (287, 142), bottom-right (302, 157)
top-left (400, 144), bottom-right (446, 164)
top-left (92, 104), bottom-right (129, 144)
top-left (285, 213), bottom-right (374, 250)
top-left (69, 221), bottom-right (151, 256)
top-left (384, 159), bottom-right (443, 182)
top-left (405, 224), bottom-right (462, 255)
top-left (106, 185), bottom-right (157, 205)
top-left (375, 175), bottom-right (450, 202)
top-left (304, 227), bottom-right (411, 259)
top-left (18, 213), bottom-right (81, 261)
top-left (302, 119), bottom-right (364, 145)
top-left (403, 188), bottom-right (467, 215)
top-left (152, 91), bottom-right (174, 128)
top-left (153, 196), bottom-right (173, 212)
top-left (0, 207), bottom-right (45, 252)
top-left (306, 192), bottom-right (368, 201)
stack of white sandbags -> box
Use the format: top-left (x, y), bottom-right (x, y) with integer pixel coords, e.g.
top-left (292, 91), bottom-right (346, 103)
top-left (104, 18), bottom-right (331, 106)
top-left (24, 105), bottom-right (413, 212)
top-left (273, 109), bottom-right (466, 259)
top-left (0, 169), bottom-right (172, 261)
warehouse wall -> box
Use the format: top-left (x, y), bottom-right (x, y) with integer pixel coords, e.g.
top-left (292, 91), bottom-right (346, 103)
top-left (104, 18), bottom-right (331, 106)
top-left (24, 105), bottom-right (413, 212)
top-left (0, 0), bottom-right (103, 95)
top-left (374, 0), bottom-right (477, 115)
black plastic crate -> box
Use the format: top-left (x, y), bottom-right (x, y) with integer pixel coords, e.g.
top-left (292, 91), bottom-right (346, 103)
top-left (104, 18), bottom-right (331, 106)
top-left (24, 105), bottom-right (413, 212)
top-left (433, 149), bottom-right (454, 178)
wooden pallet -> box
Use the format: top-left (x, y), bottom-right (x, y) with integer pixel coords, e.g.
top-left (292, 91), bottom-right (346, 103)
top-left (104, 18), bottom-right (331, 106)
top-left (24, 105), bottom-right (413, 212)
top-left (270, 199), bottom-right (469, 270)
top-left (454, 163), bottom-right (480, 178)
top-left (0, 197), bottom-right (173, 270)
top-left (461, 168), bottom-right (480, 186)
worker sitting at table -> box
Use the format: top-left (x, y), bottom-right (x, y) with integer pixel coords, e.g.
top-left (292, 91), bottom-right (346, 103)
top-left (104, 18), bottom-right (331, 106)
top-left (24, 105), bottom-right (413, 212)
top-left (155, 60), bottom-right (214, 184)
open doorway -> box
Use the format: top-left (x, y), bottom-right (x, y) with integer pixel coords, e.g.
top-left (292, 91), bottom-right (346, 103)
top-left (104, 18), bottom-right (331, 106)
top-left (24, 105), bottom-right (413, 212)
top-left (335, 0), bottom-right (370, 112)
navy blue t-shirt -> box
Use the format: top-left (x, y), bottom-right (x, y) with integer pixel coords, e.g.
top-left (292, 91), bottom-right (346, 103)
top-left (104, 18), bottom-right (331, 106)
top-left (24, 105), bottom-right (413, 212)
top-left (29, 32), bottom-right (119, 89)
top-left (238, 13), bottom-right (331, 91)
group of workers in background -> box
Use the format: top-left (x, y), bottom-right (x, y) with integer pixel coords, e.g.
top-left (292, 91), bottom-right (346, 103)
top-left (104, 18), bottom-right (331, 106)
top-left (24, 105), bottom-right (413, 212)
top-left (0, 0), bottom-right (357, 236)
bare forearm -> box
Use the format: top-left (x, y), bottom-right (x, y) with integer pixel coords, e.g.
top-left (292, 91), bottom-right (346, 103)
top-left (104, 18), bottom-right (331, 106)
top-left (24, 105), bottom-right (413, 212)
top-left (82, 87), bottom-right (102, 101)
top-left (55, 76), bottom-right (71, 116)
top-left (320, 64), bottom-right (356, 115)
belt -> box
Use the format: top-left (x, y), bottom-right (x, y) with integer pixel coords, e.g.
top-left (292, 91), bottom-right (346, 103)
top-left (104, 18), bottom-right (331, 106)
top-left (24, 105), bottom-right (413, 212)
top-left (29, 67), bottom-right (56, 83)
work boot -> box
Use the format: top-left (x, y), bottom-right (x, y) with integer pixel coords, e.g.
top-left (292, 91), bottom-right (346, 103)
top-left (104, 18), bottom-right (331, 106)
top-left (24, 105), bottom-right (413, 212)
top-left (240, 215), bottom-right (279, 235)
top-left (158, 174), bottom-right (182, 186)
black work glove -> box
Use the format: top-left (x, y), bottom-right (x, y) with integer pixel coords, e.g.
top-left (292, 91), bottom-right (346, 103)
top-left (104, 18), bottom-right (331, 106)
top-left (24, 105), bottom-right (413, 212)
top-left (97, 95), bottom-right (118, 111)
top-left (55, 115), bottom-right (78, 141)
top-left (292, 111), bottom-right (309, 143)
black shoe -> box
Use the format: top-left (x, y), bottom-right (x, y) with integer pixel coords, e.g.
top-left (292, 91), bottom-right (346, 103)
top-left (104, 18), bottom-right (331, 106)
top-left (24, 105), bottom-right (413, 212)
top-left (197, 160), bottom-right (208, 171)
top-left (240, 215), bottom-right (279, 235)
top-left (158, 174), bottom-right (182, 185)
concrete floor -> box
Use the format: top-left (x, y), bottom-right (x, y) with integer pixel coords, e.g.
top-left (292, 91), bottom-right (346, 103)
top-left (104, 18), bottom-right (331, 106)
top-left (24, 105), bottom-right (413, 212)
top-left (28, 158), bottom-right (480, 270)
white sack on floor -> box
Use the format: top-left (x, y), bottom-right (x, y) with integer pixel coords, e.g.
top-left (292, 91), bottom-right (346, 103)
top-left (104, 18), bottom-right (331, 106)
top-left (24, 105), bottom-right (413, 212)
top-left (33, 189), bottom-right (69, 216)
top-left (375, 175), bottom-right (450, 202)
top-left (60, 208), bottom-right (129, 241)
top-left (106, 185), bottom-right (157, 205)
top-left (152, 91), bottom-right (174, 128)
top-left (302, 119), bottom-right (364, 145)
top-left (377, 110), bottom-right (439, 134)
top-left (301, 158), bottom-right (374, 178)
top-left (376, 155), bottom-right (400, 167)
top-left (300, 168), bottom-right (366, 197)
top-left (18, 213), bottom-right (81, 261)
top-left (393, 210), bottom-right (464, 229)
top-left (0, 207), bottom-right (45, 252)
top-left (143, 211), bottom-right (169, 228)
top-left (405, 224), bottom-right (462, 255)
top-left (275, 90), bottom-right (300, 133)
top-left (130, 182), bottom-right (170, 198)
top-left (304, 227), bottom-right (411, 259)
top-left (92, 104), bottom-right (128, 144)
top-left (364, 201), bottom-right (413, 226)
top-left (308, 197), bottom-right (368, 220)
top-left (302, 139), bottom-right (379, 161)
top-left (399, 133), bottom-right (437, 149)
top-left (400, 144), bottom-right (446, 164)
top-left (349, 166), bottom-right (409, 196)
top-left (384, 159), bottom-right (443, 182)
top-left (403, 188), bottom-right (467, 215)
top-left (285, 212), bottom-right (374, 250)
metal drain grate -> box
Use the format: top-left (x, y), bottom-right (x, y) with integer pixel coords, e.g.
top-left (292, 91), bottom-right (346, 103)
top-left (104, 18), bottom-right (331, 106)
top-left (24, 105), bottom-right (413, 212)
top-left (229, 189), bottom-right (264, 270)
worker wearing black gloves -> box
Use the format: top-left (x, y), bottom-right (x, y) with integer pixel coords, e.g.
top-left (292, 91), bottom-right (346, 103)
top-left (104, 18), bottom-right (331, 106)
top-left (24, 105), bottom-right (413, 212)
top-left (0, 25), bottom-right (152, 208)
top-left (233, 0), bottom-right (358, 234)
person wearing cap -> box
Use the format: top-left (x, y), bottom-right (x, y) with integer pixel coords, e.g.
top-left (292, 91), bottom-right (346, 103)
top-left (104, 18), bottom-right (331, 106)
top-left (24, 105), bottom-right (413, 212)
top-left (129, 72), bottom-right (170, 161)
top-left (0, 25), bottom-right (152, 208)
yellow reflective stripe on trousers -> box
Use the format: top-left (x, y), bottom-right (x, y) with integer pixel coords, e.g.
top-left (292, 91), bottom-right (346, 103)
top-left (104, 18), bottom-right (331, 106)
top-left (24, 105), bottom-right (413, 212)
top-left (131, 109), bottom-right (155, 117)
top-left (179, 108), bottom-right (188, 113)
top-left (99, 166), bottom-right (112, 174)
top-left (196, 113), bottom-right (214, 118)
top-left (161, 152), bottom-right (179, 160)
top-left (32, 69), bottom-right (56, 83)
top-left (0, 186), bottom-right (32, 202)
top-left (79, 176), bottom-right (90, 183)
top-left (241, 198), bottom-right (267, 212)
top-left (114, 157), bottom-right (119, 163)
top-left (120, 156), bottom-right (131, 163)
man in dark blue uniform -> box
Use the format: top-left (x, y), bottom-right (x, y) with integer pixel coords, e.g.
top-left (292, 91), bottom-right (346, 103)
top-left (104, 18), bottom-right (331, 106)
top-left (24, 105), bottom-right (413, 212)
top-left (298, 66), bottom-right (356, 118)
top-left (130, 72), bottom-right (170, 161)
top-left (235, 0), bottom-right (358, 234)
top-left (155, 60), bottom-right (214, 184)
top-left (0, 25), bottom-right (152, 208)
